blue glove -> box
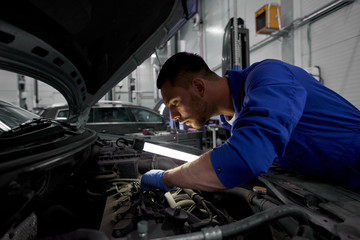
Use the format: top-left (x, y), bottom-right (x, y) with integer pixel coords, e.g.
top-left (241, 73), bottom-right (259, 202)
top-left (140, 169), bottom-right (175, 192)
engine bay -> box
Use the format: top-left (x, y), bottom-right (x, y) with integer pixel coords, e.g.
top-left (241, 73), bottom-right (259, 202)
top-left (2, 136), bottom-right (360, 240)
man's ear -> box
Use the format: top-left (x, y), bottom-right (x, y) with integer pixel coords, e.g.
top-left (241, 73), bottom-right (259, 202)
top-left (192, 78), bottom-right (205, 97)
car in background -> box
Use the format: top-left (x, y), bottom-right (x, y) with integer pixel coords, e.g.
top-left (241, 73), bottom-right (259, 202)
top-left (41, 101), bottom-right (167, 135)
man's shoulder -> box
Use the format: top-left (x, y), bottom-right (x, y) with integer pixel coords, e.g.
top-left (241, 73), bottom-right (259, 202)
top-left (225, 59), bottom-right (291, 89)
top-left (250, 59), bottom-right (286, 70)
top-left (227, 59), bottom-right (285, 75)
top-left (246, 59), bottom-right (297, 80)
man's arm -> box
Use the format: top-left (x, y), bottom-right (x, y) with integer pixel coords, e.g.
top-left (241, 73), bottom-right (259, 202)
top-left (140, 151), bottom-right (226, 192)
top-left (162, 151), bottom-right (226, 192)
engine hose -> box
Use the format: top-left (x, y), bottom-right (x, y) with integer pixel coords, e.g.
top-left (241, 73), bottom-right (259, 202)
top-left (224, 187), bottom-right (277, 211)
top-left (93, 171), bottom-right (117, 180)
top-left (164, 192), bottom-right (211, 228)
top-left (219, 205), bottom-right (308, 238)
top-left (183, 189), bottom-right (212, 220)
top-left (203, 200), bottom-right (230, 225)
top-left (138, 157), bottom-right (178, 173)
top-left (164, 193), bottom-right (197, 210)
top-left (173, 193), bottom-right (193, 201)
top-left (176, 199), bottom-right (196, 209)
top-left (224, 187), bottom-right (307, 236)
top-left (155, 205), bottom-right (309, 240)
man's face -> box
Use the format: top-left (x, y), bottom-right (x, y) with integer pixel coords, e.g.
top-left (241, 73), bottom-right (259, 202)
top-left (161, 80), bottom-right (209, 129)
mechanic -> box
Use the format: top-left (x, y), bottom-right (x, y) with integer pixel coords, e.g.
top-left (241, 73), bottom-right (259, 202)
top-left (140, 52), bottom-right (360, 192)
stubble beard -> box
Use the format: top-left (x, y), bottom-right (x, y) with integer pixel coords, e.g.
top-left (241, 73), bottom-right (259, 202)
top-left (188, 93), bottom-right (210, 129)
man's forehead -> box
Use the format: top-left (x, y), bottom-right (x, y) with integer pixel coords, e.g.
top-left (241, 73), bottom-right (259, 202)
top-left (161, 81), bottom-right (184, 106)
top-left (160, 82), bottom-right (173, 105)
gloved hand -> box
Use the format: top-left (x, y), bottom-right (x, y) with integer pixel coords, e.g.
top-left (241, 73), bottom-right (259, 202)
top-left (140, 169), bottom-right (175, 192)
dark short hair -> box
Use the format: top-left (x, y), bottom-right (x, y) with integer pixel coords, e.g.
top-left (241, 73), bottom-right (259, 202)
top-left (157, 52), bottom-right (214, 89)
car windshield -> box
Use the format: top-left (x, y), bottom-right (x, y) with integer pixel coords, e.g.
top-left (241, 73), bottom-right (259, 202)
top-left (88, 107), bottom-right (131, 123)
top-left (130, 108), bottom-right (163, 122)
top-left (0, 101), bottom-right (39, 131)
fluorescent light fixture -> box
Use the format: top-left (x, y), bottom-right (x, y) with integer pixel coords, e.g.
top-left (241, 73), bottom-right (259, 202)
top-left (143, 142), bottom-right (199, 162)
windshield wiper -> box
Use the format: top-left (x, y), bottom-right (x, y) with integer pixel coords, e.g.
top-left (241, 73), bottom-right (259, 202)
top-left (0, 118), bottom-right (53, 137)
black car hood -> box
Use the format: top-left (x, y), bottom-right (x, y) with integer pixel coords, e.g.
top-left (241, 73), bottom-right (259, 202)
top-left (0, 0), bottom-right (197, 127)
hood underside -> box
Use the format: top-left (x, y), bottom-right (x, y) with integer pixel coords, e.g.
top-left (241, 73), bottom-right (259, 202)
top-left (0, 0), bottom-right (197, 126)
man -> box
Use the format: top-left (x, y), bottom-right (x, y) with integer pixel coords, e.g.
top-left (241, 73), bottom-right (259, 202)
top-left (141, 52), bottom-right (360, 192)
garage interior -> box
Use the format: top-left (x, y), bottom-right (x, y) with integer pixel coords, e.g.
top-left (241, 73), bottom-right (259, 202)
top-left (0, 1), bottom-right (360, 239)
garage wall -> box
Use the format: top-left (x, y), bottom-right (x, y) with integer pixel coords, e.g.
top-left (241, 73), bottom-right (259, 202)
top-left (171, 0), bottom-right (360, 109)
top-left (299, 0), bottom-right (360, 108)
top-left (0, 70), bottom-right (65, 110)
top-left (177, 0), bottom-right (283, 70)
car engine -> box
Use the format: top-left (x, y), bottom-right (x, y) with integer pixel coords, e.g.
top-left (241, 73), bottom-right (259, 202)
top-left (2, 134), bottom-right (360, 240)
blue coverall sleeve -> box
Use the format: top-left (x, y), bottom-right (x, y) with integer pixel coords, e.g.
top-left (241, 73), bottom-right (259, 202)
top-left (211, 60), bottom-right (308, 188)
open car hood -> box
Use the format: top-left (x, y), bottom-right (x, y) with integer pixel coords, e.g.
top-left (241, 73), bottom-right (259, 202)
top-left (0, 0), bottom-right (197, 127)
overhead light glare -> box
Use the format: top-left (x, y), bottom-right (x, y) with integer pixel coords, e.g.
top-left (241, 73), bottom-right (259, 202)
top-left (206, 27), bottom-right (224, 35)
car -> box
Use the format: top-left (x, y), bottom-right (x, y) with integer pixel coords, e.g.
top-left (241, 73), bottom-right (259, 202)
top-left (1, 1), bottom-right (360, 240)
top-left (40, 101), bottom-right (168, 135)
top-left (40, 101), bottom-right (204, 150)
